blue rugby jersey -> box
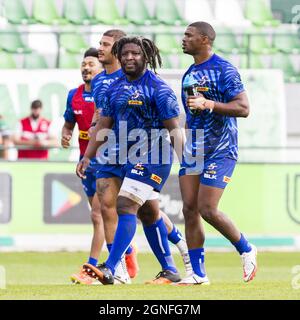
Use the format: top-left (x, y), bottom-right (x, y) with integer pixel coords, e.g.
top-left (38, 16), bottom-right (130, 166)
top-left (91, 68), bottom-right (124, 164)
top-left (182, 53), bottom-right (245, 161)
top-left (91, 68), bottom-right (124, 110)
top-left (101, 69), bottom-right (180, 164)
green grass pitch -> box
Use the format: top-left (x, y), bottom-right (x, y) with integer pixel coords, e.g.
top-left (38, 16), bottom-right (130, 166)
top-left (0, 251), bottom-right (299, 300)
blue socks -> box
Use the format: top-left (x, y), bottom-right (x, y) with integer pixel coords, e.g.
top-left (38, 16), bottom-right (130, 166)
top-left (88, 257), bottom-right (98, 266)
top-left (189, 248), bottom-right (206, 277)
top-left (232, 233), bottom-right (252, 255)
top-left (143, 218), bottom-right (177, 273)
top-left (167, 225), bottom-right (183, 245)
top-left (105, 213), bottom-right (137, 274)
top-left (108, 243), bottom-right (132, 254)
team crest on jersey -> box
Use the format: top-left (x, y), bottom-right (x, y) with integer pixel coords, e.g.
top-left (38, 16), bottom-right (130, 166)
top-left (199, 75), bottom-right (210, 86)
top-left (208, 163), bottom-right (217, 170)
top-left (74, 110), bottom-right (83, 115)
top-left (195, 76), bottom-right (210, 92)
top-left (134, 163), bottom-right (144, 170)
top-left (128, 90), bottom-right (143, 106)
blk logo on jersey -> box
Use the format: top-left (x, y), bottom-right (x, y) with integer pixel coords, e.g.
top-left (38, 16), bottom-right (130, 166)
top-left (204, 172), bottom-right (217, 180)
top-left (131, 169), bottom-right (144, 176)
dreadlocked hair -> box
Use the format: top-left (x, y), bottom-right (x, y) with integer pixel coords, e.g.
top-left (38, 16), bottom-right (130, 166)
top-left (112, 36), bottom-right (162, 73)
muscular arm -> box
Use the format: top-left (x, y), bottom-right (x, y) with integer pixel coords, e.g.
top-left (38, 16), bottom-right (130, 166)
top-left (212, 92), bottom-right (249, 117)
top-left (187, 92), bottom-right (250, 118)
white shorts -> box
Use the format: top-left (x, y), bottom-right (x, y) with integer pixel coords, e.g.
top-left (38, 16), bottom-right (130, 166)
top-left (119, 177), bottom-right (159, 205)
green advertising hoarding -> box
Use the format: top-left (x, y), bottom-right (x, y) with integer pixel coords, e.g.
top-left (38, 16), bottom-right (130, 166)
top-left (0, 162), bottom-right (299, 238)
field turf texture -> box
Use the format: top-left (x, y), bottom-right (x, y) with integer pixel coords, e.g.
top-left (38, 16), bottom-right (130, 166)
top-left (0, 252), bottom-right (299, 300)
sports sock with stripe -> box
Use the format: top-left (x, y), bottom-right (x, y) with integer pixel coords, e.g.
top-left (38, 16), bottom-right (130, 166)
top-left (143, 217), bottom-right (177, 273)
top-left (105, 213), bottom-right (137, 275)
top-left (189, 248), bottom-right (206, 277)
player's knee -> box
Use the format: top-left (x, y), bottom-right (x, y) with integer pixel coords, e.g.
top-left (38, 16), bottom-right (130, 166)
top-left (199, 204), bottom-right (218, 223)
top-left (117, 196), bottom-right (139, 214)
top-left (138, 212), bottom-right (156, 226)
top-left (137, 205), bottom-right (158, 226)
top-left (91, 208), bottom-right (102, 227)
top-left (182, 203), bottom-right (198, 220)
top-left (100, 200), bottom-right (114, 219)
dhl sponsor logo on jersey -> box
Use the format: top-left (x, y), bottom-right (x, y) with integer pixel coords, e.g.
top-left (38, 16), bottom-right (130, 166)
top-left (223, 176), bottom-right (231, 183)
top-left (128, 100), bottom-right (143, 106)
top-left (150, 174), bottom-right (162, 184)
top-left (79, 130), bottom-right (89, 140)
top-left (196, 87), bottom-right (209, 92)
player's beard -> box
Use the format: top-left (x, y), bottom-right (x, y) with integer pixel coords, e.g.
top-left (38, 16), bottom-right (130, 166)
top-left (31, 113), bottom-right (40, 120)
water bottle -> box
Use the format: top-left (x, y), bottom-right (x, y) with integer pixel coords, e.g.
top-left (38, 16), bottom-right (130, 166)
top-left (183, 74), bottom-right (201, 115)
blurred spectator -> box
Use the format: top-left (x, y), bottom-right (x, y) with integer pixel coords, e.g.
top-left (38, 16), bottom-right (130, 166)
top-left (14, 100), bottom-right (58, 160)
top-left (0, 115), bottom-right (11, 160)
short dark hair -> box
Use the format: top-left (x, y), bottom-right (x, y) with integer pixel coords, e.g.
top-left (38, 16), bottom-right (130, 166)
top-left (83, 47), bottom-right (99, 59)
top-left (31, 100), bottom-right (42, 109)
top-left (112, 36), bottom-right (162, 73)
top-left (103, 29), bottom-right (127, 41)
top-left (189, 21), bottom-right (216, 44)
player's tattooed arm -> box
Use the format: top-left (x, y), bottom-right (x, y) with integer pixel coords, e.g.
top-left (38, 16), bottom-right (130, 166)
top-left (61, 121), bottom-right (75, 148)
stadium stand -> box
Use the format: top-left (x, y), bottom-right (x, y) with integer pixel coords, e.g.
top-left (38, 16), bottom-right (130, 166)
top-left (0, 0), bottom-right (298, 84)
top-left (155, 0), bottom-right (186, 26)
top-left (124, 0), bottom-right (154, 26)
top-left (0, 30), bottom-right (32, 53)
top-left (3, 0), bottom-right (36, 25)
top-left (63, 0), bottom-right (97, 25)
top-left (214, 27), bottom-right (247, 54)
top-left (184, 0), bottom-right (217, 26)
top-left (214, 0), bottom-right (251, 27)
top-left (32, 0), bottom-right (68, 25)
top-left (245, 0), bottom-right (281, 27)
top-left (93, 0), bottom-right (128, 25)
top-left (271, 0), bottom-right (299, 24)
top-left (58, 52), bottom-right (80, 69)
top-left (23, 51), bottom-right (48, 69)
top-left (59, 33), bottom-right (89, 54)
top-left (0, 51), bottom-right (17, 69)
top-left (155, 33), bottom-right (181, 54)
